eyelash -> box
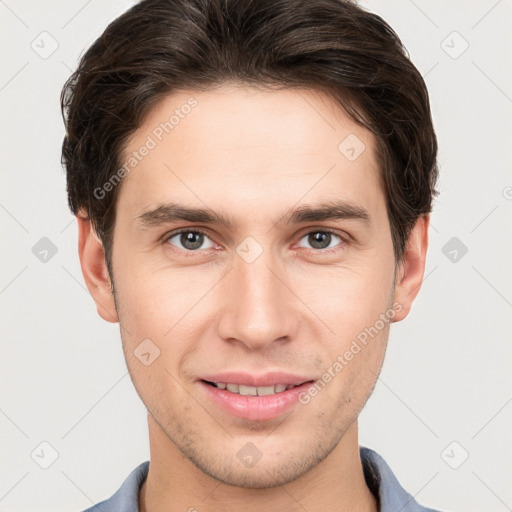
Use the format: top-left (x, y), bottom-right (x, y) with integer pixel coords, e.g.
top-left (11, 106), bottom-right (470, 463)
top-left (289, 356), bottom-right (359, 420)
top-left (163, 228), bottom-right (348, 256)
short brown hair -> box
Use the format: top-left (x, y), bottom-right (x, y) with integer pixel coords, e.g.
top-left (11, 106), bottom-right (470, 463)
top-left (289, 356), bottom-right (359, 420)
top-left (61, 0), bottom-right (438, 277)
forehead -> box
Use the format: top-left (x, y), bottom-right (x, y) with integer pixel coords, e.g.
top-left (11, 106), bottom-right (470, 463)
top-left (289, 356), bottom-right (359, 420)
top-left (117, 85), bottom-right (385, 226)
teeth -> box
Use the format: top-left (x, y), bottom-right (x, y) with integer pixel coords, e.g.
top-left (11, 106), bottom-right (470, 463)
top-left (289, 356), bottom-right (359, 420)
top-left (239, 384), bottom-right (258, 396)
top-left (257, 385), bottom-right (276, 396)
top-left (213, 382), bottom-right (299, 396)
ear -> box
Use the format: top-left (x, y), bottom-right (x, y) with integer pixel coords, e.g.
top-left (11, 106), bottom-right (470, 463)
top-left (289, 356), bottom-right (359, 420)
top-left (76, 212), bottom-right (119, 323)
top-left (391, 214), bottom-right (430, 323)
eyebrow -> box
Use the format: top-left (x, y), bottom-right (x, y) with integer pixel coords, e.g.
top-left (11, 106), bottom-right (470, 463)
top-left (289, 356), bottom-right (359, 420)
top-left (134, 200), bottom-right (370, 229)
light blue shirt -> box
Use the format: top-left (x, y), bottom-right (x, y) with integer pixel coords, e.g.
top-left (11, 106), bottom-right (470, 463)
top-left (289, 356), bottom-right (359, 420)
top-left (80, 447), bottom-right (443, 511)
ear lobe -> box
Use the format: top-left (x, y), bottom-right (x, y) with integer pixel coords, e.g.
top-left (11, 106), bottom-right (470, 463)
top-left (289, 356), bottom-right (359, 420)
top-left (76, 213), bottom-right (119, 323)
top-left (391, 214), bottom-right (430, 323)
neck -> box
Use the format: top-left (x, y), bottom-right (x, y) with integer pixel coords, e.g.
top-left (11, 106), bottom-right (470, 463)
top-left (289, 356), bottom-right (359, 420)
top-left (139, 413), bottom-right (377, 512)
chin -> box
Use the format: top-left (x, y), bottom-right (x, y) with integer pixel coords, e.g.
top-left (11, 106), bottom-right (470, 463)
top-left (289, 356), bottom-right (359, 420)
top-left (201, 460), bottom-right (313, 489)
top-left (184, 439), bottom-right (337, 490)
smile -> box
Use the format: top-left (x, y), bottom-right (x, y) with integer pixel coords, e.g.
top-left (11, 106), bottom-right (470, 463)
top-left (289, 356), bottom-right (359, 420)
top-left (199, 377), bottom-right (316, 421)
top-left (203, 381), bottom-right (303, 396)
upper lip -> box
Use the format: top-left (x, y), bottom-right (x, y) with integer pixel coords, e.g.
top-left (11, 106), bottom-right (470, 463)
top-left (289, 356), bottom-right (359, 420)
top-left (199, 371), bottom-right (315, 387)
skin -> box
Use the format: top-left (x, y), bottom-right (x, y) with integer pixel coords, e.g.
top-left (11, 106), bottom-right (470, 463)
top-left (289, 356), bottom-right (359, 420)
top-left (77, 85), bottom-right (429, 512)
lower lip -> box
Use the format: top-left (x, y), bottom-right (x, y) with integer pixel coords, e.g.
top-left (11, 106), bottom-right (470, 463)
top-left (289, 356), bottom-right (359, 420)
top-left (199, 380), bottom-right (314, 421)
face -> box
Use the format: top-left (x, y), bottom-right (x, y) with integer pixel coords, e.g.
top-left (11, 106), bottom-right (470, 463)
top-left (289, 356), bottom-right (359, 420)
top-left (79, 84), bottom-right (426, 489)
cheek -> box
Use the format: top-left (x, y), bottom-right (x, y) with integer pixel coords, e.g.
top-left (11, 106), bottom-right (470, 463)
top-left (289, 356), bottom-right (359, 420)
top-left (123, 353), bottom-right (191, 426)
top-left (317, 320), bottom-right (389, 422)
top-left (114, 271), bottom-right (198, 407)
top-left (297, 260), bottom-right (395, 338)
top-left (113, 263), bottom-right (208, 389)
top-left (300, 260), bottom-right (394, 402)
top-left (113, 260), bottom-right (197, 337)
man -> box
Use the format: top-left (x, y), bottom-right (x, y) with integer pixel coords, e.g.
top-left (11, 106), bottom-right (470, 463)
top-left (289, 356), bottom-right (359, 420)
top-left (61, 0), bottom-right (441, 510)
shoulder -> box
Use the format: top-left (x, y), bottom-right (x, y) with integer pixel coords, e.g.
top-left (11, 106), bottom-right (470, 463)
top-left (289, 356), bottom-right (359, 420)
top-left (78, 461), bottom-right (149, 512)
top-left (360, 447), bottom-right (445, 512)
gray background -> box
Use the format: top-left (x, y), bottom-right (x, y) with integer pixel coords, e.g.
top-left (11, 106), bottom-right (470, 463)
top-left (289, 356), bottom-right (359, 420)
top-left (1, 0), bottom-right (511, 511)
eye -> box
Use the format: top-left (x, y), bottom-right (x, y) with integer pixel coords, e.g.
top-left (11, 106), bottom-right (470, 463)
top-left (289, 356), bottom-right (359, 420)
top-left (163, 228), bottom-right (347, 255)
top-left (297, 230), bottom-right (346, 252)
top-left (165, 229), bottom-right (216, 252)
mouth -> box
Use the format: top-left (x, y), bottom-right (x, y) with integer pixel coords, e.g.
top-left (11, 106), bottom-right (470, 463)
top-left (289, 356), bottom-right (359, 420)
top-left (198, 373), bottom-right (316, 421)
top-left (201, 380), bottom-right (309, 396)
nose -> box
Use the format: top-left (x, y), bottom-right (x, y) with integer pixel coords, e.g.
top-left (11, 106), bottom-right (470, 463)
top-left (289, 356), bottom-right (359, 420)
top-left (216, 246), bottom-right (299, 351)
